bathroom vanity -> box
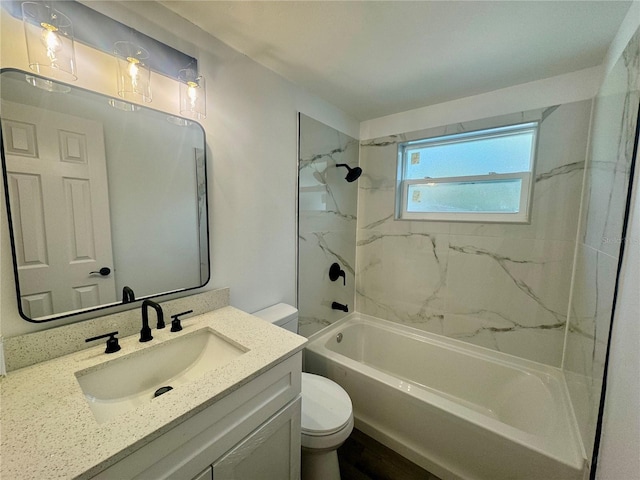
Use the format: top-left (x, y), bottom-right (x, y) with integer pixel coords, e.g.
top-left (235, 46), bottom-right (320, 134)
top-left (0, 306), bottom-right (306, 479)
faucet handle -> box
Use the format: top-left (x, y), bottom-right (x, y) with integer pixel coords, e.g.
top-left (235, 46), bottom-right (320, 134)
top-left (86, 331), bottom-right (121, 354)
top-left (170, 310), bottom-right (193, 332)
top-left (329, 263), bottom-right (346, 286)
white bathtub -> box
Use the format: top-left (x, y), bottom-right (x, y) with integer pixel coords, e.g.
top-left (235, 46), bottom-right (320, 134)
top-left (304, 313), bottom-right (585, 480)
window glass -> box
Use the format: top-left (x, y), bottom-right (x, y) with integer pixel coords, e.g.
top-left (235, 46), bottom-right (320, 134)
top-left (405, 131), bottom-right (535, 179)
top-left (406, 178), bottom-right (524, 213)
top-left (397, 122), bottom-right (537, 223)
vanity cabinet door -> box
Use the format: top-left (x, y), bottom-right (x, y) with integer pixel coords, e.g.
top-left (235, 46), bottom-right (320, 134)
top-left (213, 397), bottom-right (301, 480)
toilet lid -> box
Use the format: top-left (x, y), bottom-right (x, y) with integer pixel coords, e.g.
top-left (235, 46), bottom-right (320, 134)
top-left (301, 373), bottom-right (353, 436)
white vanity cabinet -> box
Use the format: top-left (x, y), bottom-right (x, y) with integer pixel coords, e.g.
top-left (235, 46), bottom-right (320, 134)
top-left (92, 353), bottom-right (302, 480)
top-left (211, 398), bottom-right (300, 479)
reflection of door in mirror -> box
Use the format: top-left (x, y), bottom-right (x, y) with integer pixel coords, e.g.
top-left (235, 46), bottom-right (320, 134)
top-left (1, 100), bottom-right (116, 319)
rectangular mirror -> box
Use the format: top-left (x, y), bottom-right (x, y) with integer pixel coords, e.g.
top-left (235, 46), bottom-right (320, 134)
top-left (0, 69), bottom-right (209, 322)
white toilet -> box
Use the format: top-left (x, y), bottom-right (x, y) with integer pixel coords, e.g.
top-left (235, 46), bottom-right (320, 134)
top-left (253, 304), bottom-right (354, 480)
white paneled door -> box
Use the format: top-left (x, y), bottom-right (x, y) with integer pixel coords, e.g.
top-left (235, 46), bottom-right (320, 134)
top-left (2, 101), bottom-right (116, 319)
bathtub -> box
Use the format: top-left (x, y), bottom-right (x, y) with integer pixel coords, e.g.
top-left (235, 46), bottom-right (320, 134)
top-left (304, 313), bottom-right (585, 480)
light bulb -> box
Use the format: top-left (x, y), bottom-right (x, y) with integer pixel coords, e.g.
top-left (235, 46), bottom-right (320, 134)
top-left (178, 69), bottom-right (206, 119)
top-left (114, 42), bottom-right (151, 102)
top-left (187, 81), bottom-right (198, 108)
top-left (127, 57), bottom-right (140, 87)
top-left (40, 23), bottom-right (61, 62)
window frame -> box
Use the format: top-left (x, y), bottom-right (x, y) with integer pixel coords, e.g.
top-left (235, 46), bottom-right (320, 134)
top-left (396, 121), bottom-right (539, 224)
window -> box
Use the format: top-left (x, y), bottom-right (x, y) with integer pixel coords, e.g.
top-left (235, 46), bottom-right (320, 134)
top-left (396, 122), bottom-right (538, 223)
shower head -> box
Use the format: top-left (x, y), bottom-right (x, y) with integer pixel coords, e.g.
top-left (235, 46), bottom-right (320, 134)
top-left (336, 163), bottom-right (362, 182)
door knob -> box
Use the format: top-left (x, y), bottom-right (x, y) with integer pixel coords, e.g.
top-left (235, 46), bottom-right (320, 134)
top-left (89, 267), bottom-right (111, 277)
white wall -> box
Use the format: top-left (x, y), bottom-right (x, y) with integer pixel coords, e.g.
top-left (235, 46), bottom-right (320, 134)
top-left (359, 66), bottom-right (603, 140)
top-left (0, 1), bottom-right (359, 337)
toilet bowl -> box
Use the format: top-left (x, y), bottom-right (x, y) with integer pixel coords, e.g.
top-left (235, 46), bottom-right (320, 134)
top-left (301, 372), bottom-right (354, 480)
top-left (253, 304), bottom-right (354, 480)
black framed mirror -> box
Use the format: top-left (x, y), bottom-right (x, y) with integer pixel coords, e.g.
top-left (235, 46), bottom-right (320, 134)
top-left (0, 69), bottom-right (209, 322)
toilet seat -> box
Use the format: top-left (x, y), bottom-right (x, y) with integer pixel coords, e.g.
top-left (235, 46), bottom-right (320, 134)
top-left (301, 373), bottom-right (353, 436)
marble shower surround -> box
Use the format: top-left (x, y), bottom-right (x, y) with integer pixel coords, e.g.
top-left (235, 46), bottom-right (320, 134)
top-left (564, 28), bottom-right (640, 460)
top-left (357, 101), bottom-right (593, 367)
top-left (298, 114), bottom-right (359, 337)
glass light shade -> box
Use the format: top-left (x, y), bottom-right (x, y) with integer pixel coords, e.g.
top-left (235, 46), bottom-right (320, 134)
top-left (25, 74), bottom-right (71, 93)
top-left (114, 41), bottom-right (152, 103)
top-left (21, 2), bottom-right (77, 82)
top-left (108, 98), bottom-right (140, 112)
top-left (178, 69), bottom-right (206, 120)
top-left (166, 116), bottom-right (192, 127)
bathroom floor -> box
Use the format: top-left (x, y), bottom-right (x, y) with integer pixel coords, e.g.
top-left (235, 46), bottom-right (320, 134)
top-left (338, 429), bottom-right (441, 480)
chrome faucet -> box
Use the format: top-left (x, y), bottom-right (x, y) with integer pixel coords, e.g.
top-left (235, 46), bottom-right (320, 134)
top-left (140, 299), bottom-right (164, 342)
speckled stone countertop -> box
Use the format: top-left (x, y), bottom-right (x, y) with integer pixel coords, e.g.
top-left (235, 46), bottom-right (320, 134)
top-left (0, 306), bottom-right (307, 480)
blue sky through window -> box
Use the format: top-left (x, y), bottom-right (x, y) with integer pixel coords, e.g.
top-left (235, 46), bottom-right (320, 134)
top-left (405, 128), bottom-right (535, 179)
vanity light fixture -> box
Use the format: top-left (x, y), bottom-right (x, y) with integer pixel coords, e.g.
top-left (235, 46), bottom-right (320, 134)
top-left (178, 68), bottom-right (206, 120)
top-left (21, 1), bottom-right (77, 83)
top-left (113, 41), bottom-right (152, 103)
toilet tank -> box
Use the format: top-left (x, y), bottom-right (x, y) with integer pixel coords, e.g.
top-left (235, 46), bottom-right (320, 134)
top-left (252, 303), bottom-right (299, 333)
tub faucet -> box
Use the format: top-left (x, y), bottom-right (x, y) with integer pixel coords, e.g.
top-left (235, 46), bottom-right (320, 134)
top-left (331, 301), bottom-right (349, 312)
top-left (329, 263), bottom-right (346, 286)
top-left (140, 299), bottom-right (164, 342)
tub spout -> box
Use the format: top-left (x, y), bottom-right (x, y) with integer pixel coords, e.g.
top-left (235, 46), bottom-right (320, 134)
top-left (332, 301), bottom-right (349, 312)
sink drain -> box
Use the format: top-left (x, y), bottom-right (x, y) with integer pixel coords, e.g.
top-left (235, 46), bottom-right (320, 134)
top-left (154, 386), bottom-right (173, 397)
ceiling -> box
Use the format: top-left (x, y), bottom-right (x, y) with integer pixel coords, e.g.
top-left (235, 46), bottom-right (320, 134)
top-left (160, 1), bottom-right (632, 121)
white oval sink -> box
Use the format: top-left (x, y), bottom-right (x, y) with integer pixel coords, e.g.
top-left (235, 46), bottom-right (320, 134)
top-left (75, 328), bottom-right (248, 423)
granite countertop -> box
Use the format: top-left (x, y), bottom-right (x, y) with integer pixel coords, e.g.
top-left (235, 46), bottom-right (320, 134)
top-left (0, 306), bottom-right (307, 480)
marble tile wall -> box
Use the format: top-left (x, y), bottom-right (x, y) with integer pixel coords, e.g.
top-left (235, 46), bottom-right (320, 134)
top-left (564, 28), bottom-right (640, 460)
top-left (357, 100), bottom-right (593, 366)
top-left (298, 114), bottom-right (359, 337)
